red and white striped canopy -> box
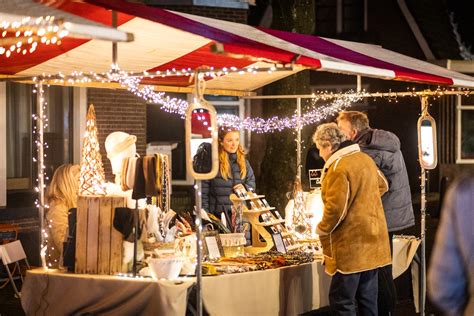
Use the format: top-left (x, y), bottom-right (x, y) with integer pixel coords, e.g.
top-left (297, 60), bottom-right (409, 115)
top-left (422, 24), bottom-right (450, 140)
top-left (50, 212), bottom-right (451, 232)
top-left (1, 0), bottom-right (474, 95)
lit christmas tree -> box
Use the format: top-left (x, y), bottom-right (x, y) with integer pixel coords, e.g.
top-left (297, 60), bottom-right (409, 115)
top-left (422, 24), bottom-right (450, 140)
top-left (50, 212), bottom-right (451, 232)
top-left (79, 104), bottom-right (106, 196)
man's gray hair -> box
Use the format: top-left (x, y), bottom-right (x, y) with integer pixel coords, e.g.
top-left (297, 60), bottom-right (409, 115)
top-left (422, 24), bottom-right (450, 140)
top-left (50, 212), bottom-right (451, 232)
top-left (313, 123), bottom-right (347, 150)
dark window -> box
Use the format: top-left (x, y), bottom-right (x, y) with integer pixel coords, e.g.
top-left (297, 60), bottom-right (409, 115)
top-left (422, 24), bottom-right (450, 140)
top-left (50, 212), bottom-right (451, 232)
top-left (460, 109), bottom-right (474, 160)
top-left (147, 93), bottom-right (188, 182)
top-left (342, 0), bottom-right (364, 34)
top-left (6, 83), bottom-right (73, 191)
top-left (315, 0), bottom-right (337, 36)
top-left (315, 0), bottom-right (364, 36)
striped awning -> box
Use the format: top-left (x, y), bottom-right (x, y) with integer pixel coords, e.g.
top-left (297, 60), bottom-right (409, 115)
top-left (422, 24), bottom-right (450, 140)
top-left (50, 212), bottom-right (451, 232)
top-left (1, 0), bottom-right (474, 95)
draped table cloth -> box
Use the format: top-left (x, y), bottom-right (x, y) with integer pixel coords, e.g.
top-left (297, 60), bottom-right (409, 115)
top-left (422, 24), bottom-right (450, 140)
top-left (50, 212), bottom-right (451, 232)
top-left (21, 261), bottom-right (331, 316)
top-left (21, 236), bottom-right (420, 316)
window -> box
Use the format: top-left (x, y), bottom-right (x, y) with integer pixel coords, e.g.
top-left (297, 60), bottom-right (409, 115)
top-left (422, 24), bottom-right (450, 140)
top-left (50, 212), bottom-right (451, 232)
top-left (315, 0), bottom-right (338, 35)
top-left (6, 83), bottom-right (74, 190)
top-left (315, 0), bottom-right (365, 36)
top-left (457, 97), bottom-right (474, 163)
top-left (206, 94), bottom-right (247, 149)
top-left (147, 93), bottom-right (188, 184)
top-left (146, 94), bottom-right (245, 185)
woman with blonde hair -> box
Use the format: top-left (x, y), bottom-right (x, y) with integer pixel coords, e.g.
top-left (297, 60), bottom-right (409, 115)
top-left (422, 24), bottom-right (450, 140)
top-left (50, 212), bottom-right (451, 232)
top-left (202, 127), bottom-right (255, 220)
top-left (46, 164), bottom-right (80, 267)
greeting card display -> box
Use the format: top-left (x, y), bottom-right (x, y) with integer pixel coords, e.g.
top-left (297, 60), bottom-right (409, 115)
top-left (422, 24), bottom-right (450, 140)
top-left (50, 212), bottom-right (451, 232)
top-left (230, 186), bottom-right (301, 254)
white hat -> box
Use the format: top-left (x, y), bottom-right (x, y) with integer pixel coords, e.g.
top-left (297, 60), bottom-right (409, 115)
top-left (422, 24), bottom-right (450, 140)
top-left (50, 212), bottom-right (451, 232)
top-left (105, 132), bottom-right (137, 174)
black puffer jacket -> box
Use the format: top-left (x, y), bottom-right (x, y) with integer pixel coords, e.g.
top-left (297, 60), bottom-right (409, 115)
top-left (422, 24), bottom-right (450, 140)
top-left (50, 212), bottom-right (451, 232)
top-left (355, 129), bottom-right (415, 232)
top-left (202, 153), bottom-right (256, 217)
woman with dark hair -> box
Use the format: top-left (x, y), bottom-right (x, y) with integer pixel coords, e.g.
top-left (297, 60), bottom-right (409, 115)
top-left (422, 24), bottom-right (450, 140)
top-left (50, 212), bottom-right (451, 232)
top-left (201, 127), bottom-right (255, 221)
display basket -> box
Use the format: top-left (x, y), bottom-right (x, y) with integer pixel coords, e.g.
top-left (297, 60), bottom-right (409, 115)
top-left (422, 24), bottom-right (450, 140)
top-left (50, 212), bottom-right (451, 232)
top-left (219, 233), bottom-right (246, 258)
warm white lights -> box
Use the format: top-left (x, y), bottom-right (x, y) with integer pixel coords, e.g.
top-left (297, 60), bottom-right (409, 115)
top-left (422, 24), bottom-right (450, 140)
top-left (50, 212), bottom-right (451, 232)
top-left (79, 104), bottom-right (107, 196)
top-left (32, 66), bottom-right (473, 133)
top-left (0, 15), bottom-right (69, 59)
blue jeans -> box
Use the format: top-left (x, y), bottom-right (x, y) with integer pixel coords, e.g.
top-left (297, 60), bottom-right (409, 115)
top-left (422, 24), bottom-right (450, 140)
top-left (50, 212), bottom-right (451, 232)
top-left (329, 269), bottom-right (378, 316)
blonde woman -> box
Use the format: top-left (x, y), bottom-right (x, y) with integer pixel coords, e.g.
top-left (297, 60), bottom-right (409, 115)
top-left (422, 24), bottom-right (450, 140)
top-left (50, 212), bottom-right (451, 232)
top-left (46, 164), bottom-right (80, 267)
top-left (202, 127), bottom-right (255, 220)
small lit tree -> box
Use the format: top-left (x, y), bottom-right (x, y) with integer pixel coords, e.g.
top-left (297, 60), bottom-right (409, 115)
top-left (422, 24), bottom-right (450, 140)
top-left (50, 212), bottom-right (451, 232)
top-left (79, 104), bottom-right (106, 196)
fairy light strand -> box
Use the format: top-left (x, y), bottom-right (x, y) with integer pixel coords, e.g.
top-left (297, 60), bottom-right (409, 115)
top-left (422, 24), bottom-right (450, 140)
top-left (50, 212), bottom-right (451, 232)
top-left (32, 83), bottom-right (56, 268)
top-left (0, 15), bottom-right (68, 58)
top-left (31, 66), bottom-right (473, 133)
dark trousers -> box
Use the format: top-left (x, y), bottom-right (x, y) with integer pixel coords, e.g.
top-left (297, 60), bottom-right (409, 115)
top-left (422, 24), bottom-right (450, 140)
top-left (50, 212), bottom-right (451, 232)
top-left (329, 269), bottom-right (378, 316)
top-left (378, 232), bottom-right (397, 315)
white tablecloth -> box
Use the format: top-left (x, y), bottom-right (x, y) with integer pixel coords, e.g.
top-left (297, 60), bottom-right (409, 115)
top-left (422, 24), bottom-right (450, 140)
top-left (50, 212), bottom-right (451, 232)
top-left (21, 261), bottom-right (331, 316)
top-left (21, 236), bottom-right (420, 316)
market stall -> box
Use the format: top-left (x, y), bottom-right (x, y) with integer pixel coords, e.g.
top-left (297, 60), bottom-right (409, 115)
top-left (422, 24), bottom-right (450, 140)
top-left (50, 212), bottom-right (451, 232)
top-left (2, 1), bottom-right (474, 315)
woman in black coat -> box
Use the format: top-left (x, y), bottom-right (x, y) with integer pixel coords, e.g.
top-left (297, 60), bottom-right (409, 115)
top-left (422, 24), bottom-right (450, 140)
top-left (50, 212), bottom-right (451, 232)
top-left (202, 127), bottom-right (255, 221)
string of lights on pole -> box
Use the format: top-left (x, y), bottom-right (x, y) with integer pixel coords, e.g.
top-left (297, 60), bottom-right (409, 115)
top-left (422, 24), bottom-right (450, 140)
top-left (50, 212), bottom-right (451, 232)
top-left (32, 84), bottom-right (56, 268)
top-left (0, 15), bottom-right (69, 58)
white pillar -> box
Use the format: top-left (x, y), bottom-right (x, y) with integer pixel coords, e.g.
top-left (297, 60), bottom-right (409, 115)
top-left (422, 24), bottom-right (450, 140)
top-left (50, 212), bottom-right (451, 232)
top-left (296, 97), bottom-right (302, 180)
top-left (36, 82), bottom-right (45, 257)
top-left (0, 83), bottom-right (6, 207)
top-left (73, 87), bottom-right (87, 164)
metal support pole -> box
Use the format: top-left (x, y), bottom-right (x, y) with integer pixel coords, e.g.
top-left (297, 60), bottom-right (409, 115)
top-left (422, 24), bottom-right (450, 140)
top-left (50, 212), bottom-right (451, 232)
top-left (112, 11), bottom-right (118, 67)
top-left (296, 97), bottom-right (302, 180)
top-left (132, 200), bottom-right (139, 277)
top-left (420, 168), bottom-right (426, 315)
top-left (36, 82), bottom-right (45, 263)
top-left (195, 180), bottom-right (203, 316)
top-left (419, 96), bottom-right (428, 316)
top-left (357, 75), bottom-right (362, 92)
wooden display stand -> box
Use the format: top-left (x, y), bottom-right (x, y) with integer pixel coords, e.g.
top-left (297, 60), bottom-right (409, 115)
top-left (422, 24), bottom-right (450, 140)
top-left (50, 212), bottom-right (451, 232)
top-left (230, 193), bottom-right (301, 254)
top-left (76, 196), bottom-right (126, 275)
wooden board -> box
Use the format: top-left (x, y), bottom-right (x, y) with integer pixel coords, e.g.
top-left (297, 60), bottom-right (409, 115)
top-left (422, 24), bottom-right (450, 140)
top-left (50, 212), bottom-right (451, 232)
top-left (75, 196), bottom-right (126, 275)
top-left (98, 197), bottom-right (112, 275)
top-left (75, 197), bottom-right (88, 274)
top-left (110, 198), bottom-right (125, 274)
top-left (86, 197), bottom-right (100, 274)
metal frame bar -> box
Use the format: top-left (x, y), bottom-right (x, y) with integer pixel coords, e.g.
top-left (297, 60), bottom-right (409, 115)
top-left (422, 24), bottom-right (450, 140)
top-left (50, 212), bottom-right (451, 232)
top-left (243, 90), bottom-right (474, 99)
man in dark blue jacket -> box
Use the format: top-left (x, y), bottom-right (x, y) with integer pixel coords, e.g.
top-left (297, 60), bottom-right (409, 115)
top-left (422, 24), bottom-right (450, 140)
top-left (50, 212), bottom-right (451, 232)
top-left (337, 111), bottom-right (415, 315)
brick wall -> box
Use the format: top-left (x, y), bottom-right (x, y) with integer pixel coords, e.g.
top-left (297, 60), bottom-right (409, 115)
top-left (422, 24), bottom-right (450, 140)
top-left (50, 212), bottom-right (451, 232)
top-left (87, 88), bottom-right (147, 182)
top-left (156, 5), bottom-right (247, 23)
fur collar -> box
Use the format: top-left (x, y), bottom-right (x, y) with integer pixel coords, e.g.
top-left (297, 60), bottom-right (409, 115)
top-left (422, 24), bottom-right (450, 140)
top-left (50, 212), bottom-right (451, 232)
top-left (321, 144), bottom-right (360, 181)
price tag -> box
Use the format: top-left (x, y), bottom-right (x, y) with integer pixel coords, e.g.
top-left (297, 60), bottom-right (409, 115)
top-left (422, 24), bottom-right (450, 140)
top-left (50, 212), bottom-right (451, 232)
top-left (205, 236), bottom-right (222, 259)
top-left (272, 233), bottom-right (287, 253)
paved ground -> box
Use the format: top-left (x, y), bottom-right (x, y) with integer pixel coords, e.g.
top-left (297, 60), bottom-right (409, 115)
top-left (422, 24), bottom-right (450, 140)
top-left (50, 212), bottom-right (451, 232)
top-left (0, 283), bottom-right (24, 316)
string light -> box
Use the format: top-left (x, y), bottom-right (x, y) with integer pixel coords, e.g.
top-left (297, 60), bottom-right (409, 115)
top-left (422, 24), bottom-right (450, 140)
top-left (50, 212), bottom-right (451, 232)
top-left (31, 66), bottom-right (473, 133)
top-left (32, 84), bottom-right (55, 268)
top-left (218, 93), bottom-right (362, 133)
top-left (1, 15), bottom-right (68, 59)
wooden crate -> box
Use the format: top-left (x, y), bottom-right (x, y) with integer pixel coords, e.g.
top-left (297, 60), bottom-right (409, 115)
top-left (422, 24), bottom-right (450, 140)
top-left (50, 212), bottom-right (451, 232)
top-left (75, 196), bottom-right (126, 275)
